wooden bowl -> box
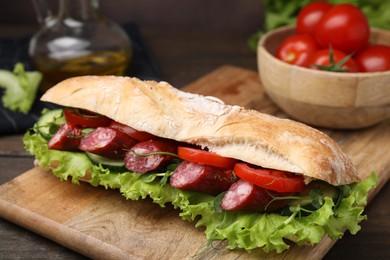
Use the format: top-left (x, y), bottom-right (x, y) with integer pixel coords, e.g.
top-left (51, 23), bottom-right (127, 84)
top-left (257, 25), bottom-right (390, 129)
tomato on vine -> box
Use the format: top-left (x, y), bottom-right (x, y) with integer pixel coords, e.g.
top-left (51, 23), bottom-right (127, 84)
top-left (307, 48), bottom-right (359, 73)
top-left (273, 2), bottom-right (390, 73)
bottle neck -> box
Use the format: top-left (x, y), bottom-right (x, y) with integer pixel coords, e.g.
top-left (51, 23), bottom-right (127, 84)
top-left (58, 0), bottom-right (100, 21)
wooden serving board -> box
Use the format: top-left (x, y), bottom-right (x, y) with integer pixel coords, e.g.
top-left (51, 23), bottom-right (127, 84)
top-left (0, 66), bottom-right (389, 259)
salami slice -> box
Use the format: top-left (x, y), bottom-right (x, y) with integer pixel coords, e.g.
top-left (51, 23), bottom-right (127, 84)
top-left (170, 161), bottom-right (236, 195)
top-left (221, 179), bottom-right (289, 212)
top-left (79, 127), bottom-right (137, 159)
top-left (48, 123), bottom-right (83, 151)
top-left (124, 139), bottom-right (177, 173)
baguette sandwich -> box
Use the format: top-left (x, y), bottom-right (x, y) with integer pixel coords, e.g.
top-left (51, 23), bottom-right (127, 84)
top-left (24, 76), bottom-right (377, 253)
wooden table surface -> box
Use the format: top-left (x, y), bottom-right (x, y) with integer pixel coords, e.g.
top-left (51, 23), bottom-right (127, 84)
top-left (0, 26), bottom-right (389, 259)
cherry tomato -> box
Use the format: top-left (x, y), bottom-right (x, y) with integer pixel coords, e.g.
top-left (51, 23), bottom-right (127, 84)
top-left (296, 1), bottom-right (333, 35)
top-left (109, 121), bottom-right (156, 141)
top-left (233, 163), bottom-right (305, 193)
top-left (307, 48), bottom-right (359, 72)
top-left (315, 3), bottom-right (370, 54)
top-left (355, 45), bottom-right (390, 72)
top-left (63, 108), bottom-right (112, 128)
top-left (275, 34), bottom-right (319, 67)
top-left (177, 147), bottom-right (237, 169)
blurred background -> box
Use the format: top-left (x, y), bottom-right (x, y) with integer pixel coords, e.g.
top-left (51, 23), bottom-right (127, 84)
top-left (0, 0), bottom-right (265, 88)
top-left (0, 0), bottom-right (264, 33)
top-left (0, 1), bottom-right (389, 259)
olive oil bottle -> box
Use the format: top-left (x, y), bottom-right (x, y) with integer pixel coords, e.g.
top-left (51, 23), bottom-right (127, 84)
top-left (29, 0), bottom-right (132, 92)
top-left (32, 49), bottom-right (131, 92)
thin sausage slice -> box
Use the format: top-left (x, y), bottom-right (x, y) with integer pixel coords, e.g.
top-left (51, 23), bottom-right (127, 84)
top-left (48, 123), bottom-right (82, 151)
top-left (221, 179), bottom-right (289, 212)
top-left (170, 161), bottom-right (236, 195)
top-left (79, 127), bottom-right (137, 159)
top-left (124, 139), bottom-right (177, 173)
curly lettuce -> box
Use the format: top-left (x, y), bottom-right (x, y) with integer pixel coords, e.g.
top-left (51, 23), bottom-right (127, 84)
top-left (23, 129), bottom-right (377, 253)
top-left (0, 63), bottom-right (42, 113)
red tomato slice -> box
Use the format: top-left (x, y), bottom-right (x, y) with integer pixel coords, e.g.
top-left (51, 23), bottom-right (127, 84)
top-left (233, 163), bottom-right (305, 193)
top-left (177, 147), bottom-right (236, 169)
top-left (109, 121), bottom-right (156, 141)
top-left (64, 108), bottom-right (112, 128)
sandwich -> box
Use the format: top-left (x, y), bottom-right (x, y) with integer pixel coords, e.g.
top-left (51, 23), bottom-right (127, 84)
top-left (24, 76), bottom-right (377, 253)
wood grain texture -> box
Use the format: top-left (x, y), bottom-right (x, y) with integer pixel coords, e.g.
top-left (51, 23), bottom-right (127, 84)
top-left (0, 66), bottom-right (389, 259)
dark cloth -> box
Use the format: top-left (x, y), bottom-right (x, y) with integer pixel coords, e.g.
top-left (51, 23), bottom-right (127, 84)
top-left (0, 22), bottom-right (162, 135)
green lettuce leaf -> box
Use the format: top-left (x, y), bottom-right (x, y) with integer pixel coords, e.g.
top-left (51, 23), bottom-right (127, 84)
top-left (23, 126), bottom-right (378, 253)
top-left (0, 63), bottom-right (42, 114)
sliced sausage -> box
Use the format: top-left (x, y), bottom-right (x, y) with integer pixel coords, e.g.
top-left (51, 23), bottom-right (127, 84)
top-left (170, 161), bottom-right (236, 195)
top-left (79, 127), bottom-right (138, 159)
top-left (221, 179), bottom-right (289, 212)
top-left (124, 139), bottom-right (177, 173)
top-left (48, 123), bottom-right (83, 151)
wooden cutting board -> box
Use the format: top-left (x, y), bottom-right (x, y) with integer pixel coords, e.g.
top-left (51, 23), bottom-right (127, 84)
top-left (0, 65), bottom-right (389, 259)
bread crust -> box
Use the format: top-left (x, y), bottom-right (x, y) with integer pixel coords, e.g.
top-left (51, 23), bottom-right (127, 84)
top-left (41, 76), bottom-right (360, 185)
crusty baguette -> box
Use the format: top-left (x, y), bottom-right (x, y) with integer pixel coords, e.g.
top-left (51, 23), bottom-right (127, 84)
top-left (41, 76), bottom-right (359, 185)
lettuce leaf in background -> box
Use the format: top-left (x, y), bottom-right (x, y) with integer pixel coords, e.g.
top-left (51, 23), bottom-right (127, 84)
top-left (249, 0), bottom-right (390, 51)
top-left (23, 127), bottom-right (378, 253)
top-left (0, 63), bottom-right (42, 114)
